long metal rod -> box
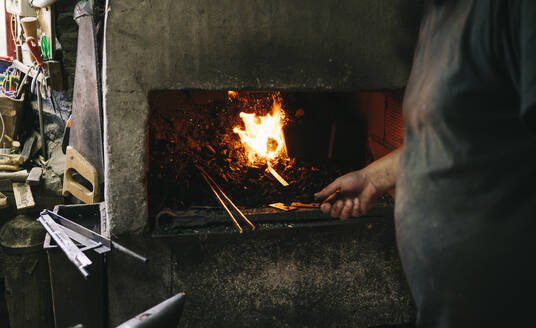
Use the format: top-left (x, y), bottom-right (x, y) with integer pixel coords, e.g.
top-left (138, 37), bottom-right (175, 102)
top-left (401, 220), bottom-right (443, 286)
top-left (112, 241), bottom-right (148, 263)
top-left (36, 81), bottom-right (47, 159)
top-left (197, 166), bottom-right (255, 230)
top-left (199, 172), bottom-right (243, 233)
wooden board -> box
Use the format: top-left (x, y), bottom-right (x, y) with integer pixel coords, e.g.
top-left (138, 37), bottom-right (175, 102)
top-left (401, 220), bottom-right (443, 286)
top-left (21, 132), bottom-right (36, 162)
top-left (12, 182), bottom-right (35, 210)
top-left (0, 164), bottom-right (21, 171)
top-left (0, 170), bottom-right (28, 182)
top-left (0, 154), bottom-right (24, 165)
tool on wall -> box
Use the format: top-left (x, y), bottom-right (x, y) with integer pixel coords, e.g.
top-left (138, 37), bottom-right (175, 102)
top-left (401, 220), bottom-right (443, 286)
top-left (4, 0), bottom-right (64, 162)
top-left (69, 0), bottom-right (104, 182)
top-left (38, 209), bottom-right (148, 278)
top-left (61, 115), bottom-right (71, 153)
top-left (25, 35), bottom-right (48, 159)
top-left (8, 0), bottom-right (58, 64)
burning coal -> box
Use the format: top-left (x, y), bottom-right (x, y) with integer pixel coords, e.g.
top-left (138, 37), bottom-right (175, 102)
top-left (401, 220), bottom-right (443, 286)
top-left (147, 90), bottom-right (361, 216)
top-left (232, 95), bottom-right (289, 166)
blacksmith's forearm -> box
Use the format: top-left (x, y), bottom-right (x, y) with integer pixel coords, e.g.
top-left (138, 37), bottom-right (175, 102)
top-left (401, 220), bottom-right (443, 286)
top-left (361, 147), bottom-right (402, 192)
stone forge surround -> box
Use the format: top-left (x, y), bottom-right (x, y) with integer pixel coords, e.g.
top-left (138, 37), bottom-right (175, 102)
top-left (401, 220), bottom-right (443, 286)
top-left (102, 0), bottom-right (422, 235)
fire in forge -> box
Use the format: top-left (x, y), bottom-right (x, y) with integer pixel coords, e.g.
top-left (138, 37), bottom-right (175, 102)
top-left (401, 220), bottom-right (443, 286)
top-left (146, 91), bottom-right (374, 234)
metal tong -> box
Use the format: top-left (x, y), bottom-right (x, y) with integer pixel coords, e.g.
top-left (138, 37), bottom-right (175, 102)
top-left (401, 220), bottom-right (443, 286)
top-left (196, 165), bottom-right (255, 233)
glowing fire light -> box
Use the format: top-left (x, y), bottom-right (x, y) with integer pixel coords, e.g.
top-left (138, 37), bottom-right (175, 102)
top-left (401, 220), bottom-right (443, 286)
top-left (233, 96), bottom-right (289, 167)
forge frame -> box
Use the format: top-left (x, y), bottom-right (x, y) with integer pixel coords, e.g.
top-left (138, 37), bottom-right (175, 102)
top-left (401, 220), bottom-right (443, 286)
top-left (146, 90), bottom-right (401, 236)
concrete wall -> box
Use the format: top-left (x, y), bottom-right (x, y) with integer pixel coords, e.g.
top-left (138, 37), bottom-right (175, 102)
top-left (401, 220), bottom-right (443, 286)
top-left (102, 0), bottom-right (422, 234)
top-left (108, 220), bottom-right (414, 327)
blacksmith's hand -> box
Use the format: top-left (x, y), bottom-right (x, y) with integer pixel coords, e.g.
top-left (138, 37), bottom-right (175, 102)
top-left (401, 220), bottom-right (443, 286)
top-left (314, 170), bottom-right (380, 220)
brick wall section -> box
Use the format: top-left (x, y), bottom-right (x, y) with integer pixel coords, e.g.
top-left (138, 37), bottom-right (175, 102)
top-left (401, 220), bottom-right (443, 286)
top-left (356, 91), bottom-right (404, 161)
top-left (385, 92), bottom-right (404, 148)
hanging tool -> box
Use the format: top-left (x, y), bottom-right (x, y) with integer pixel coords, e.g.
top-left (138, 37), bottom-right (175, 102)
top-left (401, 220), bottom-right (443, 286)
top-left (25, 37), bottom-right (44, 68)
top-left (40, 35), bottom-right (50, 61)
top-left (36, 80), bottom-right (46, 158)
top-left (69, 0), bottom-right (105, 178)
top-left (61, 115), bottom-right (71, 154)
top-left (25, 36), bottom-right (47, 159)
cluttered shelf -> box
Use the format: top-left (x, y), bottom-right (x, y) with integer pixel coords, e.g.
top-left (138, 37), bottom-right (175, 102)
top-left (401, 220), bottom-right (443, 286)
top-left (0, 55), bottom-right (66, 215)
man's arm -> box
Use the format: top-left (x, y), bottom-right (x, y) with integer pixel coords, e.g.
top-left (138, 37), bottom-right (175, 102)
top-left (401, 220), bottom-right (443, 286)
top-left (314, 147), bottom-right (402, 219)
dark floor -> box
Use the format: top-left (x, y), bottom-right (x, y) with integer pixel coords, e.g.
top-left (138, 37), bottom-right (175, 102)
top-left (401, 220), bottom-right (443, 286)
top-left (0, 271), bottom-right (414, 328)
top-left (1, 278), bottom-right (10, 328)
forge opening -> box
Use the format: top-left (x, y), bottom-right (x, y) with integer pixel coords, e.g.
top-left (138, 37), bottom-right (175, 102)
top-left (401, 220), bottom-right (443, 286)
top-left (147, 90), bottom-right (402, 235)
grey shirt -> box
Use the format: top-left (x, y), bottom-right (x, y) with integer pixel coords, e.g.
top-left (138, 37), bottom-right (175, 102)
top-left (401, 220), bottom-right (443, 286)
top-left (396, 1), bottom-right (536, 326)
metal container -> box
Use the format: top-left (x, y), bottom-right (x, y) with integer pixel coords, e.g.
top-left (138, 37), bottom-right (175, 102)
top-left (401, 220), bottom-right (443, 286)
top-left (45, 203), bottom-right (107, 328)
top-left (0, 93), bottom-right (25, 142)
top-left (0, 93), bottom-right (26, 148)
top-left (0, 215), bottom-right (53, 328)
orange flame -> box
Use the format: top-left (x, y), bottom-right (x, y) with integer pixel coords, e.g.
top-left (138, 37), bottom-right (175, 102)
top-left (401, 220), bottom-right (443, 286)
top-left (233, 96), bottom-right (289, 166)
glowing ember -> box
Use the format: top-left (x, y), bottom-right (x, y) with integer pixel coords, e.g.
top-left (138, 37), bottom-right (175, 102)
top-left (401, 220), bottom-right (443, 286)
top-left (228, 90), bottom-right (238, 99)
top-left (233, 96), bottom-right (289, 167)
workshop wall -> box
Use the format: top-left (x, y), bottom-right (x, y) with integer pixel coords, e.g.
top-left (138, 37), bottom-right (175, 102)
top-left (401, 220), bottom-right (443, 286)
top-left (100, 1), bottom-right (422, 326)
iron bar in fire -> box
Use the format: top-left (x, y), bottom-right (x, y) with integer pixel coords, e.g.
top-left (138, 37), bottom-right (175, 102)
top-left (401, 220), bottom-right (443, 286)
top-left (267, 163), bottom-right (289, 187)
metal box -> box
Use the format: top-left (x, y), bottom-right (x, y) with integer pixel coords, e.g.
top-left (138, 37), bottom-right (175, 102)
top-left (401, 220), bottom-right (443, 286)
top-left (44, 203), bottom-right (107, 328)
top-left (0, 93), bottom-right (25, 147)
